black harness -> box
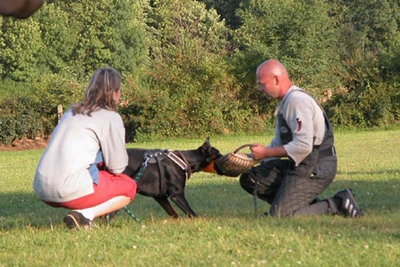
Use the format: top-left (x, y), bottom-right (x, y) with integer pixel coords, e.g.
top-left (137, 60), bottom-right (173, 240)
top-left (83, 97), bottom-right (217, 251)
top-left (135, 149), bottom-right (192, 192)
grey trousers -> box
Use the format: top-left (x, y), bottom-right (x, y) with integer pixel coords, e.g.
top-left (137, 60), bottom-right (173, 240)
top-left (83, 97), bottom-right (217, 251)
top-left (239, 155), bottom-right (338, 217)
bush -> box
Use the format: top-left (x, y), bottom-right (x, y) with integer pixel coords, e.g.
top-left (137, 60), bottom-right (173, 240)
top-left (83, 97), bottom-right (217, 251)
top-left (0, 95), bottom-right (46, 144)
top-left (120, 0), bottom-right (268, 141)
top-left (0, 74), bottom-right (84, 144)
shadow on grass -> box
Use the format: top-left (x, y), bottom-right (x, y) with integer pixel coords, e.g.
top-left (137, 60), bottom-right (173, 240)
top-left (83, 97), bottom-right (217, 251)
top-left (1, 178), bottom-right (399, 230)
top-left (0, 191), bottom-right (67, 230)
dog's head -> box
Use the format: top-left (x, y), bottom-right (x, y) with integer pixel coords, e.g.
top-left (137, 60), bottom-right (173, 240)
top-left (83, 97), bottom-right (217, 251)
top-left (198, 137), bottom-right (222, 173)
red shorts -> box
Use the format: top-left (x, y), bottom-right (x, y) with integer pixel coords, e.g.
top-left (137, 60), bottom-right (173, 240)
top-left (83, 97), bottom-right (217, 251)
top-left (45, 171), bottom-right (137, 209)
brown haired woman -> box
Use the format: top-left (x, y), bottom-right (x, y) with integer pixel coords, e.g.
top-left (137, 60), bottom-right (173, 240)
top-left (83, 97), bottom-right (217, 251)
top-left (33, 67), bottom-right (137, 230)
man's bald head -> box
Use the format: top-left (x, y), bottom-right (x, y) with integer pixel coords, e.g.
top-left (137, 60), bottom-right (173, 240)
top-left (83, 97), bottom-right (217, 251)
top-left (256, 59), bottom-right (289, 79)
top-left (256, 59), bottom-right (292, 100)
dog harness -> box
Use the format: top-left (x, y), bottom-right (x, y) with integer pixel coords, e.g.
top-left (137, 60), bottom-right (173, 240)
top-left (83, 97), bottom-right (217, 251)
top-left (166, 150), bottom-right (192, 180)
top-left (139, 149), bottom-right (192, 181)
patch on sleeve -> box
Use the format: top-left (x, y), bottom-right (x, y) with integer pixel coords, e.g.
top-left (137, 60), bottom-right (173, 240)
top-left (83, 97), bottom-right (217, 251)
top-left (296, 118), bottom-right (302, 131)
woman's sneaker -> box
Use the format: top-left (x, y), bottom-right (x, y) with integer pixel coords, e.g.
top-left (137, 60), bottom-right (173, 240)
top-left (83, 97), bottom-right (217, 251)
top-left (63, 211), bottom-right (93, 230)
top-left (334, 189), bottom-right (363, 218)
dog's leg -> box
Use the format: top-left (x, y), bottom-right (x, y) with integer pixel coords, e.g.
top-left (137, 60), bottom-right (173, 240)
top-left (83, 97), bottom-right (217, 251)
top-left (153, 196), bottom-right (180, 218)
top-left (170, 194), bottom-right (197, 218)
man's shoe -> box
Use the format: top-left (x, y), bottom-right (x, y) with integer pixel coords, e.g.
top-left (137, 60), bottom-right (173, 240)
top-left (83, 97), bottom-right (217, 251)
top-left (334, 189), bottom-right (363, 218)
top-left (63, 211), bottom-right (93, 230)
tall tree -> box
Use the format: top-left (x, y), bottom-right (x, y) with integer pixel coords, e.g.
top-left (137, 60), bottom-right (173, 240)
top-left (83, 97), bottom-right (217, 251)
top-left (337, 0), bottom-right (399, 52)
top-left (233, 0), bottom-right (341, 96)
top-left (49, 0), bottom-right (151, 81)
top-left (198, 0), bottom-right (244, 29)
top-left (35, 3), bottom-right (77, 77)
top-left (127, 0), bottom-right (261, 139)
top-left (1, 0), bottom-right (151, 82)
top-left (0, 17), bottom-right (44, 81)
top-left (324, 0), bottom-right (400, 127)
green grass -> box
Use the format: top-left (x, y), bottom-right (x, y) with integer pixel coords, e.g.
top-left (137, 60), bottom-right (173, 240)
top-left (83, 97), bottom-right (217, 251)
top-left (1, 130), bottom-right (400, 266)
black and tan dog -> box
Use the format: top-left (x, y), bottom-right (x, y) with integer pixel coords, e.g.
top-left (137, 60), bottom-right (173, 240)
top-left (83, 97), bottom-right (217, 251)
top-left (123, 137), bottom-right (221, 218)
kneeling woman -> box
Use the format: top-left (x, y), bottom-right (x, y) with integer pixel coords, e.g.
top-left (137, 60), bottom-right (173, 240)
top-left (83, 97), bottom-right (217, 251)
top-left (33, 67), bottom-right (137, 230)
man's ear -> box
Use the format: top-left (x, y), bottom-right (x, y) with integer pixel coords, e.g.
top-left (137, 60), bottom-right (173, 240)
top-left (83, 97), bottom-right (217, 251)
top-left (274, 75), bottom-right (280, 86)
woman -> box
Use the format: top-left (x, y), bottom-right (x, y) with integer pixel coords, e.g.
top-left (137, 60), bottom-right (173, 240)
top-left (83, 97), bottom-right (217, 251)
top-left (33, 67), bottom-right (137, 230)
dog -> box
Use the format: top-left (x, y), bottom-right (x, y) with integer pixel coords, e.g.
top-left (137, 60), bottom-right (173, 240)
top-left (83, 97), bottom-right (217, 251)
top-left (123, 137), bottom-right (222, 218)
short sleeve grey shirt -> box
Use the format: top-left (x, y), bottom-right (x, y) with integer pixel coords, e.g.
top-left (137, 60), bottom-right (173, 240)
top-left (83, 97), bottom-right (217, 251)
top-left (270, 86), bottom-right (325, 165)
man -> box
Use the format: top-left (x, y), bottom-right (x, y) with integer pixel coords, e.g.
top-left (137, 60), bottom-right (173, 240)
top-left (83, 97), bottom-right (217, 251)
top-left (239, 59), bottom-right (363, 218)
top-left (0, 0), bottom-right (43, 19)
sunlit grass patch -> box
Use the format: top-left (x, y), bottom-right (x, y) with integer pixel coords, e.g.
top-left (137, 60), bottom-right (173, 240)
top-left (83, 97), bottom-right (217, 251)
top-left (1, 129), bottom-right (400, 266)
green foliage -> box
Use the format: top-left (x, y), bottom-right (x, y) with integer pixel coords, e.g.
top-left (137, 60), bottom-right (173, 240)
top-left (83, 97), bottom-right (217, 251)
top-left (0, 18), bottom-right (45, 81)
top-left (0, 0), bottom-right (151, 83)
top-left (336, 0), bottom-right (399, 52)
top-left (0, 94), bottom-right (45, 143)
top-left (0, 79), bottom-right (35, 99)
top-left (34, 2), bottom-right (78, 76)
top-left (0, 0), bottom-right (400, 144)
top-left (0, 80), bottom-right (41, 144)
top-left (324, 0), bottom-right (400, 127)
top-left (325, 74), bottom-right (399, 127)
top-left (124, 0), bottom-right (265, 140)
top-left (0, 75), bottom-right (83, 144)
top-left (46, 0), bottom-right (151, 81)
top-left (198, 0), bottom-right (244, 29)
top-left (233, 0), bottom-right (342, 93)
top-left (32, 74), bottom-right (84, 114)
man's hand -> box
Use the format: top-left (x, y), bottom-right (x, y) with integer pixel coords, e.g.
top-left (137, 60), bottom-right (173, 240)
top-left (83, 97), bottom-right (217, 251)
top-left (249, 143), bottom-right (268, 160)
top-left (250, 143), bottom-right (287, 160)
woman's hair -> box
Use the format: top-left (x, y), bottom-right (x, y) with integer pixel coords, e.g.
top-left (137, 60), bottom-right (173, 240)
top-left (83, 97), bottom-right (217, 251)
top-left (72, 67), bottom-right (122, 116)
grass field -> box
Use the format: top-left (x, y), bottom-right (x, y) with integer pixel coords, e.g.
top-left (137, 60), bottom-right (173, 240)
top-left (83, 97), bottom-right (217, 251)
top-left (1, 130), bottom-right (400, 266)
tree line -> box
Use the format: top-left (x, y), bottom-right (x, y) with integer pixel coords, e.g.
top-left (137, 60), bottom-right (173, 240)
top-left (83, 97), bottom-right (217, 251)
top-left (0, 0), bottom-right (399, 144)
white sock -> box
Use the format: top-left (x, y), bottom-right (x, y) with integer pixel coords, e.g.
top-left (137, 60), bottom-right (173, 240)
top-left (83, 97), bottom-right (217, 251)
top-left (73, 196), bottom-right (131, 221)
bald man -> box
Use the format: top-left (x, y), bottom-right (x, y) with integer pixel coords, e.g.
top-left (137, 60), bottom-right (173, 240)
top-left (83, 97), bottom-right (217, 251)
top-left (239, 59), bottom-right (363, 218)
top-left (0, 0), bottom-right (43, 19)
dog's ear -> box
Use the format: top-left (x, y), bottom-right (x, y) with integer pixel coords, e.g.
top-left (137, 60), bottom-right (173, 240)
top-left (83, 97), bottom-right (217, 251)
top-left (201, 137), bottom-right (222, 159)
top-left (201, 137), bottom-right (211, 154)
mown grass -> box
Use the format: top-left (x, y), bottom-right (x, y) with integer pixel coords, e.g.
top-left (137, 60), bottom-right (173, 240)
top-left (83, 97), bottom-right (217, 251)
top-left (1, 130), bottom-right (400, 266)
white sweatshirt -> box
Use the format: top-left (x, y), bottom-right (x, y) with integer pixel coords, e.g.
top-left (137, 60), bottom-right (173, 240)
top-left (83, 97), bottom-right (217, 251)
top-left (33, 108), bottom-right (128, 202)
